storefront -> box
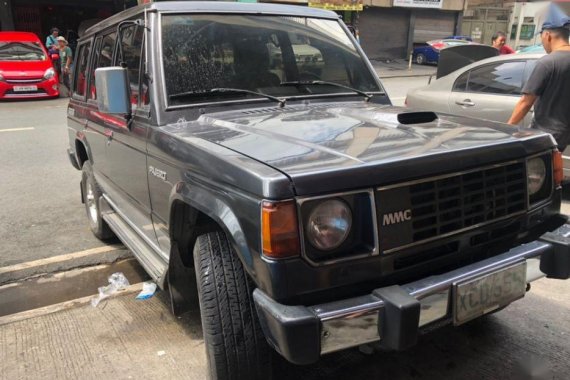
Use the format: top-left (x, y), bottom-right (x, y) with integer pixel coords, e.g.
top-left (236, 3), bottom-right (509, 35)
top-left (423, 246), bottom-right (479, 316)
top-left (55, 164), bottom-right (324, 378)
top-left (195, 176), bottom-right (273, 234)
top-left (356, 0), bottom-right (464, 60)
top-left (0, 0), bottom-right (136, 49)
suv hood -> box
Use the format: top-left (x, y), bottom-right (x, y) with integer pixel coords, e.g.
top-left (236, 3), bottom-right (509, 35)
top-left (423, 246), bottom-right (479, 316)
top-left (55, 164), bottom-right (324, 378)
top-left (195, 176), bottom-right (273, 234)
top-left (166, 102), bottom-right (554, 195)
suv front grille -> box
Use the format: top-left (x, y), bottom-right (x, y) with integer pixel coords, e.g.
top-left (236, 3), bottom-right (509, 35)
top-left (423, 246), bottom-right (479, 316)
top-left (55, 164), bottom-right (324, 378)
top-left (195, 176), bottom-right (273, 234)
top-left (377, 161), bottom-right (528, 253)
top-left (408, 162), bottom-right (527, 243)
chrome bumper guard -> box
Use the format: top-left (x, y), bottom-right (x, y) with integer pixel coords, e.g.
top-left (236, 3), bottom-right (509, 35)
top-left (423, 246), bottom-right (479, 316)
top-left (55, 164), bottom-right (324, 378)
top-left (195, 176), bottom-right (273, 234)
top-left (253, 224), bottom-right (570, 365)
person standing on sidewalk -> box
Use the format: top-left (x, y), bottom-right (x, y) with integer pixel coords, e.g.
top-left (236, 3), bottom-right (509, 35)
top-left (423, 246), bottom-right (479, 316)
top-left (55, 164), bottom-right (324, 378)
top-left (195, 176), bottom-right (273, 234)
top-left (57, 36), bottom-right (73, 96)
top-left (491, 31), bottom-right (515, 55)
top-left (45, 27), bottom-right (59, 53)
top-left (507, 7), bottom-right (570, 150)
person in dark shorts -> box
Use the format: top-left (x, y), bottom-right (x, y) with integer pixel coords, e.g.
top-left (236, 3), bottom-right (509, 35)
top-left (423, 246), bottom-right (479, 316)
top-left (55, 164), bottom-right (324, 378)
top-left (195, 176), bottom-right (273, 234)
top-left (508, 5), bottom-right (570, 150)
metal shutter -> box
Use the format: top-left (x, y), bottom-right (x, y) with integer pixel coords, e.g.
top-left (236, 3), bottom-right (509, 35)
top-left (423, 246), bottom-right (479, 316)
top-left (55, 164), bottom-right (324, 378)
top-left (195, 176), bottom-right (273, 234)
top-left (414, 10), bottom-right (456, 43)
top-left (359, 7), bottom-right (410, 60)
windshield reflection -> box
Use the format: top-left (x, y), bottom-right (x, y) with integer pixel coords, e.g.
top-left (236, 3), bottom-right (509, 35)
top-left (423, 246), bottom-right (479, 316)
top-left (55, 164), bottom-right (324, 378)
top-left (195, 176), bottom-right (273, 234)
top-left (0, 42), bottom-right (46, 61)
top-left (161, 14), bottom-right (381, 106)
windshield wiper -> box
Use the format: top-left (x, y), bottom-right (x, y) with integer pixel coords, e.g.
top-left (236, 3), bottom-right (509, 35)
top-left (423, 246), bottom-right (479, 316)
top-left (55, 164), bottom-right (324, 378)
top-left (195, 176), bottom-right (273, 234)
top-left (280, 80), bottom-right (373, 101)
top-left (169, 88), bottom-right (286, 107)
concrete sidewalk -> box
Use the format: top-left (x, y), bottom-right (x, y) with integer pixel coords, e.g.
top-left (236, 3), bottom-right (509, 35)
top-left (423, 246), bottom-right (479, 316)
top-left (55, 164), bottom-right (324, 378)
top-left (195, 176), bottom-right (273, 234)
top-left (371, 59), bottom-right (436, 78)
top-left (0, 291), bottom-right (208, 380)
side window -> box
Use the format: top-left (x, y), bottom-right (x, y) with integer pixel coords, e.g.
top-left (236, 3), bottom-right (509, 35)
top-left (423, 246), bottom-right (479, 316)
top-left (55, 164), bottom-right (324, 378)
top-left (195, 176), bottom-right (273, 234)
top-left (88, 37), bottom-right (102, 101)
top-left (90, 32), bottom-right (117, 100)
top-left (73, 42), bottom-right (91, 98)
top-left (523, 59), bottom-right (537, 86)
top-left (453, 71), bottom-right (469, 92)
top-left (466, 61), bottom-right (526, 95)
top-left (118, 24), bottom-right (144, 107)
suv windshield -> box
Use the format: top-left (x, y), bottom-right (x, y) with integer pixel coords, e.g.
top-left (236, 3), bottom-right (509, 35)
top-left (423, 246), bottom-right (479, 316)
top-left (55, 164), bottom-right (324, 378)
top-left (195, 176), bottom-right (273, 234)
top-left (162, 14), bottom-right (382, 106)
top-left (0, 42), bottom-right (46, 61)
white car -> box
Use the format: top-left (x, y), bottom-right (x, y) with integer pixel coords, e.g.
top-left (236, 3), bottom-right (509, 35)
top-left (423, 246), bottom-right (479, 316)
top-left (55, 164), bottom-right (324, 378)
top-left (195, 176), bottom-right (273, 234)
top-left (406, 53), bottom-right (570, 178)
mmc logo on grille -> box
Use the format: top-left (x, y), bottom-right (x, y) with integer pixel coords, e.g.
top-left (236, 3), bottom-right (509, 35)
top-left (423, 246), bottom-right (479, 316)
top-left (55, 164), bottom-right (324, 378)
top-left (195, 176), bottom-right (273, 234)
top-left (382, 209), bottom-right (412, 226)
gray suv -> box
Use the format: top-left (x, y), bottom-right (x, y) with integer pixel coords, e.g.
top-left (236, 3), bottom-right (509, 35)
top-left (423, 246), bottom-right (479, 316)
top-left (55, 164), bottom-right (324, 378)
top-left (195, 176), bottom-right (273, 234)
top-left (66, 2), bottom-right (570, 379)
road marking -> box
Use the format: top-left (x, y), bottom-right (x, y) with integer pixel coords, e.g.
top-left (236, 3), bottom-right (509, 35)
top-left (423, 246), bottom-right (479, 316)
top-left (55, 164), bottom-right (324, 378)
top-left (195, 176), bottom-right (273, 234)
top-left (0, 127), bottom-right (35, 133)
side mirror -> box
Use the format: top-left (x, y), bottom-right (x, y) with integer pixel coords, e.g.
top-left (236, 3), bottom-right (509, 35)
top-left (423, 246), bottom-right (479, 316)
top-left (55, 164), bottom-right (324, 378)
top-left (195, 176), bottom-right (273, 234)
top-left (95, 67), bottom-right (131, 115)
top-left (51, 54), bottom-right (60, 60)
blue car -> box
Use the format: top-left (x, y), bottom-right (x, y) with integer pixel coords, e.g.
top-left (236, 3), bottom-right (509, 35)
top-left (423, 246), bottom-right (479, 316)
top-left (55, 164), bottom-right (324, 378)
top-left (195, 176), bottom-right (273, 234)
top-left (413, 38), bottom-right (472, 65)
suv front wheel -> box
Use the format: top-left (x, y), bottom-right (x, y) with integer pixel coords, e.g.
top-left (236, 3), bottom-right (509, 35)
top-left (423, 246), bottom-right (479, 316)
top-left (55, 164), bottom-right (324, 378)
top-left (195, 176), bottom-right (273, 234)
top-left (81, 161), bottom-right (115, 241)
top-left (193, 231), bottom-right (272, 380)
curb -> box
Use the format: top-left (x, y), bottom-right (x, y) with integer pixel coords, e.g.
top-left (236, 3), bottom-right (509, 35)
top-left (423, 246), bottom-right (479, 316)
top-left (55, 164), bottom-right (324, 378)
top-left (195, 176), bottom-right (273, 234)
top-left (0, 245), bottom-right (131, 285)
top-left (0, 283), bottom-right (143, 327)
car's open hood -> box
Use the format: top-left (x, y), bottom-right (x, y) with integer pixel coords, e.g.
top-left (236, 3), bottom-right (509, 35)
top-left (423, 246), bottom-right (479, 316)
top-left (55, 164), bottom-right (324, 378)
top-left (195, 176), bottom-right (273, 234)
top-left (0, 60), bottom-right (52, 79)
top-left (436, 45), bottom-right (499, 79)
top-left (163, 102), bottom-right (554, 195)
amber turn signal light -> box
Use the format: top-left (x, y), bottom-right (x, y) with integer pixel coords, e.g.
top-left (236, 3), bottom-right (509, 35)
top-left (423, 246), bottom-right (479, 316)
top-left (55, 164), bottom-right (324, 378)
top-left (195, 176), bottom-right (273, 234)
top-left (553, 151), bottom-right (563, 187)
top-left (261, 200), bottom-right (300, 259)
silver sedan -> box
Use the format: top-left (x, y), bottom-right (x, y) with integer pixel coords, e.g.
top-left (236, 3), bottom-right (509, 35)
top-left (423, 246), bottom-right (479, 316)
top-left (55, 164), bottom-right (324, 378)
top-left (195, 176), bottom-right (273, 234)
top-left (406, 53), bottom-right (570, 178)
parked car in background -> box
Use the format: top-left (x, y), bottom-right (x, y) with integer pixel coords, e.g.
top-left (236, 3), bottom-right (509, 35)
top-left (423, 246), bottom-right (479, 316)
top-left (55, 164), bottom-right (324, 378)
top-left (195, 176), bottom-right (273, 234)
top-left (444, 35), bottom-right (473, 41)
top-left (412, 39), bottom-right (472, 65)
top-left (518, 44), bottom-right (546, 54)
top-left (406, 53), bottom-right (570, 179)
top-left (0, 32), bottom-right (59, 99)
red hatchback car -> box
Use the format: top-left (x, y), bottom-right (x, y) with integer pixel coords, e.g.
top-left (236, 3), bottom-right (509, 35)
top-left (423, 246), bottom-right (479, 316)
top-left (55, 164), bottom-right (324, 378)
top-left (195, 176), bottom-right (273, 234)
top-left (0, 31), bottom-right (59, 99)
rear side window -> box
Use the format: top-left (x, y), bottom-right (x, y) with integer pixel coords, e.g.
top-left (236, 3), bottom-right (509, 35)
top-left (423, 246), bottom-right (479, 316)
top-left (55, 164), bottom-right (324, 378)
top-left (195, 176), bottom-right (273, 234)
top-left (118, 24), bottom-right (144, 107)
top-left (466, 61), bottom-right (526, 95)
top-left (89, 32), bottom-right (117, 100)
top-left (453, 71), bottom-right (469, 92)
top-left (73, 42), bottom-right (91, 98)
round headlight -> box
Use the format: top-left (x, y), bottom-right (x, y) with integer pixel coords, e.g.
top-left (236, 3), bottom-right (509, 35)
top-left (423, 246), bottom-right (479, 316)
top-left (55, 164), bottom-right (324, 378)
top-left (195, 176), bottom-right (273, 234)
top-left (306, 199), bottom-right (352, 251)
top-left (528, 157), bottom-right (547, 195)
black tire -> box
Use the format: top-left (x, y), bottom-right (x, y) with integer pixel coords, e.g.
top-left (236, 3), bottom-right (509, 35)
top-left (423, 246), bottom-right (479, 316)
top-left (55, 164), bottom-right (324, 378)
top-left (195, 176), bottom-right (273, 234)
top-left (415, 53), bottom-right (426, 65)
top-left (194, 231), bottom-right (272, 380)
top-left (81, 161), bottom-right (115, 241)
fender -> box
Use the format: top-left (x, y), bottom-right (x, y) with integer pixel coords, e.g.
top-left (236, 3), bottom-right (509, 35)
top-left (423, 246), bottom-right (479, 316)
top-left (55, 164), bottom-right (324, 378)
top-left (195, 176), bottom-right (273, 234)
top-left (169, 180), bottom-right (256, 271)
top-left (166, 180), bottom-right (260, 315)
top-left (74, 130), bottom-right (93, 166)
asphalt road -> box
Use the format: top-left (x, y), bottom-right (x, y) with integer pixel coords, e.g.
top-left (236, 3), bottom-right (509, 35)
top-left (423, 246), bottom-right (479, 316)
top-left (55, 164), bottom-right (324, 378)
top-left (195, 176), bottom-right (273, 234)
top-left (0, 98), bottom-right (105, 266)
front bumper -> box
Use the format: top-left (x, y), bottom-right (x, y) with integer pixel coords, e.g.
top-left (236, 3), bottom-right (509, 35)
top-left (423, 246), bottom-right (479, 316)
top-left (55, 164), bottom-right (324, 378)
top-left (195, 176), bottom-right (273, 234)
top-left (0, 78), bottom-right (59, 99)
top-left (253, 223), bottom-right (570, 365)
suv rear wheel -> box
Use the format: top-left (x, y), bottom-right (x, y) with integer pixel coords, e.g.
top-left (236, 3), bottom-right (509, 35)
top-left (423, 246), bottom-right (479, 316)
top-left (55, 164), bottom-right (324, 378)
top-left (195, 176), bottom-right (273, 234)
top-left (194, 231), bottom-right (272, 380)
top-left (81, 161), bottom-right (115, 241)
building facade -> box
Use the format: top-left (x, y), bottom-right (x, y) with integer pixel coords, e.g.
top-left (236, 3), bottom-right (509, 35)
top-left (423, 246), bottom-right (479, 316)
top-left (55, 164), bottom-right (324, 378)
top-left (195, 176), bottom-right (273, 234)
top-left (1, 0), bottom-right (466, 60)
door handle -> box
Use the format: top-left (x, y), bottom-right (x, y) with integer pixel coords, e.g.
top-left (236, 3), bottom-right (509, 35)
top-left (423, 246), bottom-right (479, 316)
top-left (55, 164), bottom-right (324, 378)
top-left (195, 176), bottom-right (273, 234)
top-left (455, 99), bottom-right (475, 107)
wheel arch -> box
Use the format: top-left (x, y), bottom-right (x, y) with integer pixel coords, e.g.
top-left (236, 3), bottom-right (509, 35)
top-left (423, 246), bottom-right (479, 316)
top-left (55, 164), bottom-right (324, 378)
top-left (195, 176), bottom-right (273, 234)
top-left (74, 133), bottom-right (92, 168)
top-left (167, 184), bottom-right (256, 272)
top-left (166, 183), bottom-right (259, 315)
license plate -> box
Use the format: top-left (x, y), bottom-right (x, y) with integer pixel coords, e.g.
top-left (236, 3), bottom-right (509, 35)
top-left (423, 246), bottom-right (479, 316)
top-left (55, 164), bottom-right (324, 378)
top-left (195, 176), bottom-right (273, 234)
top-left (13, 85), bottom-right (37, 92)
top-left (453, 262), bottom-right (527, 325)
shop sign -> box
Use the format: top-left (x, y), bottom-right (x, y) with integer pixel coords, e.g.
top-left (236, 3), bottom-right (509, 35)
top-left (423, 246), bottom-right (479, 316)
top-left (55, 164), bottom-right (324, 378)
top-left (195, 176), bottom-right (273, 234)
top-left (393, 0), bottom-right (442, 9)
top-left (308, 0), bottom-right (363, 11)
